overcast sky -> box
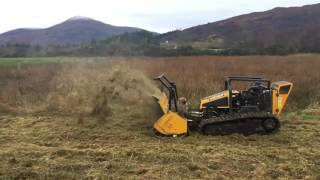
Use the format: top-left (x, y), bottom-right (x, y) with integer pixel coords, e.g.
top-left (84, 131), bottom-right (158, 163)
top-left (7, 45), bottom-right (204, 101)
top-left (0, 0), bottom-right (319, 34)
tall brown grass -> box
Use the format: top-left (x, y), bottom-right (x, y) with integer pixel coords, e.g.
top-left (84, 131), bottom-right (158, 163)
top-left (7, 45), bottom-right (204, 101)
top-left (0, 64), bottom-right (62, 112)
top-left (0, 54), bottom-right (319, 112)
top-left (128, 55), bottom-right (320, 110)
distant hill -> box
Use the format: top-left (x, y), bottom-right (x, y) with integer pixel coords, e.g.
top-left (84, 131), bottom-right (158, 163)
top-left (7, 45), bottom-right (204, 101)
top-left (2, 4), bottom-right (320, 56)
top-left (161, 3), bottom-right (320, 53)
top-left (0, 17), bottom-right (144, 46)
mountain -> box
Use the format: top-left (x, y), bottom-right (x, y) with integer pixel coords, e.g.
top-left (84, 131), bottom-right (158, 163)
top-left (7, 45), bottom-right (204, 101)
top-left (2, 4), bottom-right (320, 56)
top-left (161, 3), bottom-right (320, 52)
top-left (0, 16), bottom-right (144, 46)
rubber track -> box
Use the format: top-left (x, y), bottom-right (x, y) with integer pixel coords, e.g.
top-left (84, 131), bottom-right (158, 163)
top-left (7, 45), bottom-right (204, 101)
top-left (199, 112), bottom-right (279, 135)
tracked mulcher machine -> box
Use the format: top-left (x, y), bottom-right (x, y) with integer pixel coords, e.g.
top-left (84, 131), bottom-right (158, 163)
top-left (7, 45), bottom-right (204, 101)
top-left (153, 74), bottom-right (293, 136)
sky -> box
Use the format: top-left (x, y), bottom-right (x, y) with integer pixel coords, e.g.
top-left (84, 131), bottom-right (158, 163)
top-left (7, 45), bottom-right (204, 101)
top-left (0, 0), bottom-right (319, 34)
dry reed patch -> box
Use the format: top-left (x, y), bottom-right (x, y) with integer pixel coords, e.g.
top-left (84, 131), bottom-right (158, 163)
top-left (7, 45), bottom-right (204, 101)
top-left (1, 55), bottom-right (319, 113)
top-left (128, 55), bottom-right (320, 109)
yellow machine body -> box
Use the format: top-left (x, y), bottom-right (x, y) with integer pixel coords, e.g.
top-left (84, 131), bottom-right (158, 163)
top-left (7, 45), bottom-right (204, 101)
top-left (153, 93), bottom-right (188, 136)
top-left (199, 82), bottom-right (292, 117)
top-left (271, 81), bottom-right (293, 116)
top-left (200, 90), bottom-right (239, 110)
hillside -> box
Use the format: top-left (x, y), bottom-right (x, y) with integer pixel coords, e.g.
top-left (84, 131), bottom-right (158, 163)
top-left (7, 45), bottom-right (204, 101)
top-left (0, 17), bottom-right (143, 46)
top-left (2, 4), bottom-right (320, 56)
top-left (161, 3), bottom-right (320, 52)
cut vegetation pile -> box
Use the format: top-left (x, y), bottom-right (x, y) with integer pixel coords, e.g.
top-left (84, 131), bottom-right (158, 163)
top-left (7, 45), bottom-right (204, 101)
top-left (48, 64), bottom-right (161, 124)
top-left (0, 63), bottom-right (161, 126)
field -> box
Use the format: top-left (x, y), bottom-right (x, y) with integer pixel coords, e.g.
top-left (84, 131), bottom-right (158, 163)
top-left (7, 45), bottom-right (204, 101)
top-left (0, 55), bottom-right (320, 179)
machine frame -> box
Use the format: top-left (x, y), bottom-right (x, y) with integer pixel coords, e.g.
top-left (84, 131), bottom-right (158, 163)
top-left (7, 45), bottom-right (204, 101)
top-left (154, 74), bottom-right (179, 112)
top-left (224, 76), bottom-right (272, 113)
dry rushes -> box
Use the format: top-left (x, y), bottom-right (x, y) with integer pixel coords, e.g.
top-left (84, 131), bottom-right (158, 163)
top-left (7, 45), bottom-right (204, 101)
top-left (128, 55), bottom-right (320, 110)
top-left (0, 54), bottom-right (319, 114)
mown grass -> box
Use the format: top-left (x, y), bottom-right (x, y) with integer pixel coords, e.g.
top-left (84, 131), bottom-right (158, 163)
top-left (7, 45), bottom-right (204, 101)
top-left (0, 110), bottom-right (320, 179)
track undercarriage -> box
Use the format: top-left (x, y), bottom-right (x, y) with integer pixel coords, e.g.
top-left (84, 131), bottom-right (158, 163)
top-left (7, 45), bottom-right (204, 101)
top-left (195, 112), bottom-right (280, 135)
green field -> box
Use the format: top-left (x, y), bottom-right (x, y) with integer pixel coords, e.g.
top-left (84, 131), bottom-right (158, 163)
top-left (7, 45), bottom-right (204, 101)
top-left (0, 57), bottom-right (101, 67)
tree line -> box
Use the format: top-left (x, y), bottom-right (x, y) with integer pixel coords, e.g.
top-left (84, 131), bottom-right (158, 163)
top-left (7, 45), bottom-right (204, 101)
top-left (1, 31), bottom-right (320, 57)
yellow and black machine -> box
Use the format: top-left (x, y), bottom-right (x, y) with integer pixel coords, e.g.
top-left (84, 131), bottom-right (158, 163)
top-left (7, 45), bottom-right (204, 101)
top-left (153, 74), bottom-right (293, 136)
